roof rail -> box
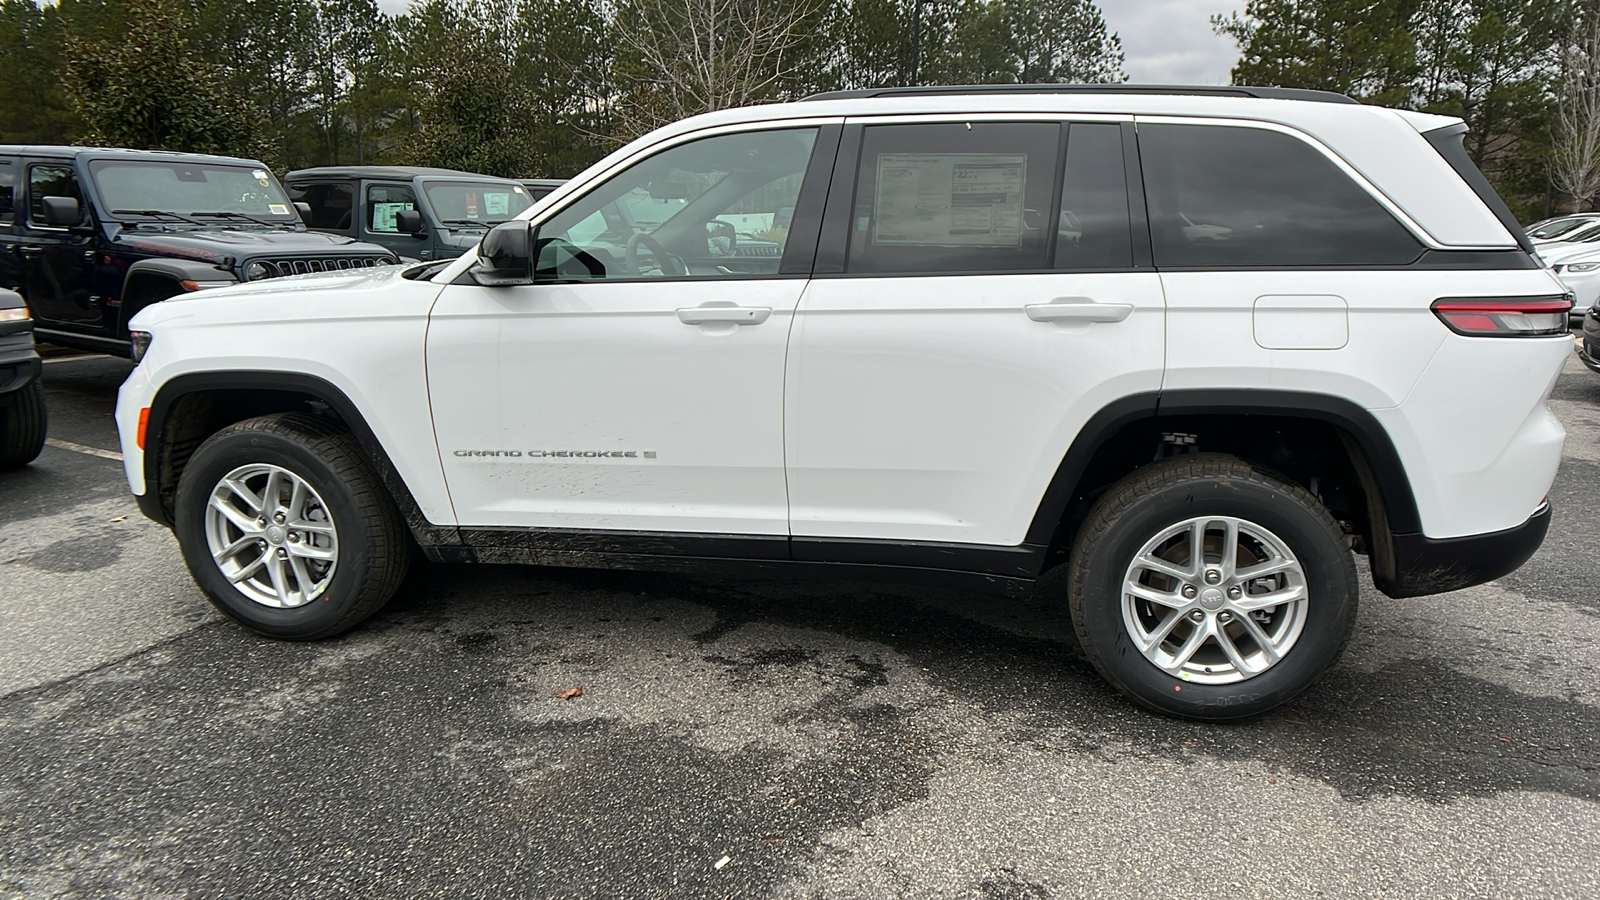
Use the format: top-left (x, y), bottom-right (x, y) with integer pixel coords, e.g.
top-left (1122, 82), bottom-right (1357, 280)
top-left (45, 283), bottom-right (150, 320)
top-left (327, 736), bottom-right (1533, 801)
top-left (801, 84), bottom-right (1360, 105)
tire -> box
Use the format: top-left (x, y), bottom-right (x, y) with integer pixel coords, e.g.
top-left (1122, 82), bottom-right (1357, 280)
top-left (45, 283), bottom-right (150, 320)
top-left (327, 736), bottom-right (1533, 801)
top-left (0, 381), bottom-right (48, 470)
top-left (1068, 453), bottom-right (1357, 721)
top-left (173, 413), bottom-right (409, 640)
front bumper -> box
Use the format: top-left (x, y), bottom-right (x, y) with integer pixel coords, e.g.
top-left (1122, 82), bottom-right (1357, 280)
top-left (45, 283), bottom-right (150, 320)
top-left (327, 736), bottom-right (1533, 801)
top-left (1376, 502), bottom-right (1552, 598)
top-left (0, 331), bottom-right (42, 398)
top-left (1581, 307), bottom-right (1600, 374)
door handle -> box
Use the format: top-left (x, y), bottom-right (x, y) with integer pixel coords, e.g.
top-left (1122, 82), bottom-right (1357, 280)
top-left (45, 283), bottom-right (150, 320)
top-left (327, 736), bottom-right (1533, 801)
top-left (676, 305), bottom-right (771, 326)
top-left (18, 246), bottom-right (42, 258)
top-left (1025, 296), bottom-right (1134, 324)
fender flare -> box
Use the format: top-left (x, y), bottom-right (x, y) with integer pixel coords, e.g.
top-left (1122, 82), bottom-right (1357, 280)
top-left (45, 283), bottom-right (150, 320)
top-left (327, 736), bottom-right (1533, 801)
top-left (119, 260), bottom-right (236, 329)
top-left (140, 371), bottom-right (457, 550)
top-left (1023, 388), bottom-right (1423, 548)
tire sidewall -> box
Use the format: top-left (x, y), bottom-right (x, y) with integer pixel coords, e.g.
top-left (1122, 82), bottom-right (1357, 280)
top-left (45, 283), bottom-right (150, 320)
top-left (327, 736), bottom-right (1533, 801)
top-left (1075, 475), bottom-right (1355, 720)
top-left (175, 427), bottom-right (380, 638)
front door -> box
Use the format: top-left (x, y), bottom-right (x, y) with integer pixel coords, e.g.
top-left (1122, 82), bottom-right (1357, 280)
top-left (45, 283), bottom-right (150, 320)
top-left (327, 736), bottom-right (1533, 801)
top-left (785, 119), bottom-right (1167, 550)
top-left (427, 124), bottom-right (835, 536)
top-left (17, 161), bottom-right (98, 331)
top-left (360, 181), bottom-right (424, 260)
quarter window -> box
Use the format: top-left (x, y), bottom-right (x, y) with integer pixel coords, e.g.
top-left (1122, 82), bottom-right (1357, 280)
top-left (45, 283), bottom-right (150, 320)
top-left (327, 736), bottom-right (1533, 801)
top-left (1139, 124), bottom-right (1422, 267)
top-left (846, 122), bottom-right (1062, 274)
top-left (534, 127), bottom-right (819, 281)
top-left (28, 164), bottom-right (82, 226)
top-left (367, 184), bottom-right (418, 233)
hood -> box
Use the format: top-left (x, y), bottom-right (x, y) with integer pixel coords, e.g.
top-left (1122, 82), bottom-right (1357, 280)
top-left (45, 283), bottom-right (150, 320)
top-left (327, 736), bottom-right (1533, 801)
top-left (168, 262), bottom-right (412, 302)
top-left (110, 228), bottom-right (392, 266)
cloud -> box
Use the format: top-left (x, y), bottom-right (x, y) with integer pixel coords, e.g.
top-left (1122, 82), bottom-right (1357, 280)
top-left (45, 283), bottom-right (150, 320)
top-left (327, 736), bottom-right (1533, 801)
top-left (1101, 0), bottom-right (1243, 84)
top-left (370, 0), bottom-right (1243, 86)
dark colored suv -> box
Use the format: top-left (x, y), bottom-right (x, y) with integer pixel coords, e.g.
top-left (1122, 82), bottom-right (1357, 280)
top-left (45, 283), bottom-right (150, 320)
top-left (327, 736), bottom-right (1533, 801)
top-left (284, 166), bottom-right (536, 262)
top-left (0, 147), bottom-right (398, 357)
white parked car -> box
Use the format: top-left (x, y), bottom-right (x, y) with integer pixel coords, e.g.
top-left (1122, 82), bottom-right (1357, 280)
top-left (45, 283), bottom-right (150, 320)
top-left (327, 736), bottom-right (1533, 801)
top-left (1527, 213), bottom-right (1600, 241)
top-left (115, 85), bottom-right (1571, 721)
top-left (1551, 247), bottom-right (1600, 322)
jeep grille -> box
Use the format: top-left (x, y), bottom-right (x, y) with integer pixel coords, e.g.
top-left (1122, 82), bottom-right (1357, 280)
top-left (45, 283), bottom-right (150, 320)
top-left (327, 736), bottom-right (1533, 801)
top-left (246, 256), bottom-right (395, 280)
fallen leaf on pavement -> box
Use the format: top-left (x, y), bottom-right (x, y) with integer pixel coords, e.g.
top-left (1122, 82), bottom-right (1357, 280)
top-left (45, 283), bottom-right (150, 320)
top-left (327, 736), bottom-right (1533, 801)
top-left (555, 686), bottom-right (583, 700)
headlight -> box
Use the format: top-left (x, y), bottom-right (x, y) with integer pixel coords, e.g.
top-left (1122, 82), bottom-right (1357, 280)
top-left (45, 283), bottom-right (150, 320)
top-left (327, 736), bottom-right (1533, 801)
top-left (245, 262), bottom-right (270, 281)
top-left (129, 331), bottom-right (152, 364)
top-left (0, 306), bottom-right (30, 323)
top-left (1566, 262), bottom-right (1600, 273)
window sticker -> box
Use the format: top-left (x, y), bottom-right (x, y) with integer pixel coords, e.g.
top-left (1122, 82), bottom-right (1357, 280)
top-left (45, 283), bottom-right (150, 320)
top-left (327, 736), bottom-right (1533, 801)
top-left (872, 153), bottom-right (1027, 247)
top-left (252, 169), bottom-right (271, 186)
top-left (485, 192), bottom-right (510, 216)
top-left (371, 201), bottom-right (413, 232)
top-left (268, 203), bottom-right (289, 216)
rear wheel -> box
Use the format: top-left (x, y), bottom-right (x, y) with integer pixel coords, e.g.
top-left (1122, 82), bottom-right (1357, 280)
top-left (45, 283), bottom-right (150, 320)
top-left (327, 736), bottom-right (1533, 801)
top-left (0, 381), bottom-right (48, 470)
top-left (174, 413), bottom-right (409, 639)
top-left (1069, 453), bottom-right (1357, 720)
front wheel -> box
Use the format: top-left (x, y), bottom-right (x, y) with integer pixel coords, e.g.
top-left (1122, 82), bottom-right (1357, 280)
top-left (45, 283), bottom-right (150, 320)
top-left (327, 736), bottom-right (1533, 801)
top-left (0, 381), bottom-right (48, 470)
top-left (1068, 453), bottom-right (1357, 720)
top-left (173, 413), bottom-right (409, 639)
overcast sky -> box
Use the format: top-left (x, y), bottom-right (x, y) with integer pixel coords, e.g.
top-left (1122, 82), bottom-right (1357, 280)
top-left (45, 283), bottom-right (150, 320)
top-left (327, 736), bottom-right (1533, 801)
top-left (369, 0), bottom-right (1242, 85)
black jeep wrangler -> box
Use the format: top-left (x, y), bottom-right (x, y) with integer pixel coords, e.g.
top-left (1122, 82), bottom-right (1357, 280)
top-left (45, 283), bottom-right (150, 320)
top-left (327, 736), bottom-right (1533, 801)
top-left (0, 286), bottom-right (45, 469)
top-left (0, 147), bottom-right (398, 357)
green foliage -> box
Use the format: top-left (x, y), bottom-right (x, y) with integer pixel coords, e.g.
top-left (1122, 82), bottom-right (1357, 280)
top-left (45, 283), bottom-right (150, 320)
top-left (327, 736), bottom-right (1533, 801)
top-left (1213, 0), bottom-right (1576, 218)
top-left (63, 0), bottom-right (271, 161)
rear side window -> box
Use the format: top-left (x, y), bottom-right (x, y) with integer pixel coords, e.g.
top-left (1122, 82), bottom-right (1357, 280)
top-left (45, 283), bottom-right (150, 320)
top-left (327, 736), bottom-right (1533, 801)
top-left (847, 122), bottom-right (1062, 274)
top-left (367, 184), bottom-right (417, 233)
top-left (1139, 124), bottom-right (1422, 267)
top-left (0, 161), bottom-right (13, 223)
top-left (289, 182), bottom-right (355, 232)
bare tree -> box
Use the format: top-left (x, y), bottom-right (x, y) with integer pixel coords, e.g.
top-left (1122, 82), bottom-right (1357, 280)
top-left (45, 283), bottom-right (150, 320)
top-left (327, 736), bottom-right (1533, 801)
top-left (1556, 15), bottom-right (1600, 211)
top-left (611, 0), bottom-right (834, 138)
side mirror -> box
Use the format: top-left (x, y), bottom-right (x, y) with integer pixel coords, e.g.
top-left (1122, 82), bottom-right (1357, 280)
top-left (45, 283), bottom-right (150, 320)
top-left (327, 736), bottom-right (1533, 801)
top-left (472, 221), bottom-right (534, 286)
top-left (42, 196), bottom-right (80, 227)
top-left (706, 219), bottom-right (736, 255)
top-left (293, 201), bottom-right (312, 221)
top-left (395, 208), bottom-right (425, 236)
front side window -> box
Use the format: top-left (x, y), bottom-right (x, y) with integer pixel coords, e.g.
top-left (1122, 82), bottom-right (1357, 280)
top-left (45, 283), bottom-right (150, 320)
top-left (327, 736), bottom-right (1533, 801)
top-left (533, 127), bottom-right (818, 281)
top-left (1139, 124), bottom-right (1422, 267)
top-left (288, 182), bottom-right (356, 232)
top-left (847, 122), bottom-right (1062, 274)
top-left (28, 164), bottom-right (83, 226)
top-left (88, 160), bottom-right (297, 223)
top-left (367, 184), bottom-right (418, 233)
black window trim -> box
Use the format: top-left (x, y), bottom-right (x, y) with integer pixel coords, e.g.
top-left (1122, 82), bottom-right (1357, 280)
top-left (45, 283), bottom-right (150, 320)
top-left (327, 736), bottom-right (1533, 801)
top-left (0, 157), bottom-right (14, 224)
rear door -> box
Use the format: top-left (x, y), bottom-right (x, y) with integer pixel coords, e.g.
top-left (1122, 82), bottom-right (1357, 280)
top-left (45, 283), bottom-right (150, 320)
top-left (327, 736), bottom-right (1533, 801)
top-left (784, 117), bottom-right (1166, 555)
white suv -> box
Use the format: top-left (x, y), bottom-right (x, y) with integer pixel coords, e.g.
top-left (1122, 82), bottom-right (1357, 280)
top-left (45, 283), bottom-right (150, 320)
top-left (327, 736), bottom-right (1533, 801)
top-left (115, 86), bottom-right (1572, 720)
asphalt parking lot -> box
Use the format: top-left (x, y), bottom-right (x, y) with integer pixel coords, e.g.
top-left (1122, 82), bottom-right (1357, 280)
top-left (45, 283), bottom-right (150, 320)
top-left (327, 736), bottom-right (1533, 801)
top-left (2, 349), bottom-right (1599, 899)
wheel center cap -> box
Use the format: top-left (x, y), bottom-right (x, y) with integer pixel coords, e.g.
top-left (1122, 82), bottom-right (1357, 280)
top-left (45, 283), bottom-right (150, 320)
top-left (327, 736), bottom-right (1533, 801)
top-left (1198, 588), bottom-right (1226, 610)
top-left (265, 525), bottom-right (285, 545)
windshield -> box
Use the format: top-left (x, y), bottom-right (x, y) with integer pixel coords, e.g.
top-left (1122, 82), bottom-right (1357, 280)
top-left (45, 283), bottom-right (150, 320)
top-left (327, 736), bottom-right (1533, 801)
top-left (88, 159), bottom-right (297, 222)
top-left (421, 180), bottom-right (533, 225)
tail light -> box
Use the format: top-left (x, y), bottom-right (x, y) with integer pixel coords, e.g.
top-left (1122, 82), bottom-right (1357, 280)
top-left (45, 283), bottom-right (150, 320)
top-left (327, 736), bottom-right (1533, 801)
top-left (1431, 295), bottom-right (1572, 337)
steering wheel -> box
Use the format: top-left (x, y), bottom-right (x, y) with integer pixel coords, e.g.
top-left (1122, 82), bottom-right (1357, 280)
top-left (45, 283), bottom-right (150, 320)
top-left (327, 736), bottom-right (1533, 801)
top-left (624, 232), bottom-right (685, 277)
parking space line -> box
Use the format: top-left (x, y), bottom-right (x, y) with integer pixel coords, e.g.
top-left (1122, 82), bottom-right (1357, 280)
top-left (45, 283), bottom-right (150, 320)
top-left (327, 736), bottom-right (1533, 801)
top-left (41, 354), bottom-right (108, 365)
top-left (45, 439), bottom-right (123, 461)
